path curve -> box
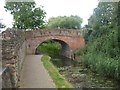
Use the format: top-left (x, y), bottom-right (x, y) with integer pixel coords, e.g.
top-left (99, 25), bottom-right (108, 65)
top-left (20, 55), bottom-right (56, 88)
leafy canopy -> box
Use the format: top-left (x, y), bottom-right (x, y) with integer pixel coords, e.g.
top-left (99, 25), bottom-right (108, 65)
top-left (84, 2), bottom-right (118, 42)
top-left (4, 0), bottom-right (46, 29)
top-left (47, 15), bottom-right (83, 29)
top-left (77, 2), bottom-right (120, 80)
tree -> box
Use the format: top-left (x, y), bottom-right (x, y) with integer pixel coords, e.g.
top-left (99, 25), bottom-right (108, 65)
top-left (85, 2), bottom-right (118, 40)
top-left (47, 15), bottom-right (83, 29)
top-left (88, 2), bottom-right (118, 29)
top-left (76, 2), bottom-right (120, 81)
top-left (4, 0), bottom-right (46, 29)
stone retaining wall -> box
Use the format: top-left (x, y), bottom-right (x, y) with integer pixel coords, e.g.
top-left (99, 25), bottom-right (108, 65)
top-left (2, 29), bottom-right (26, 88)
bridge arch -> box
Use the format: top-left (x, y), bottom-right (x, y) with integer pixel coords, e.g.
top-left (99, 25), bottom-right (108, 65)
top-left (25, 29), bottom-right (85, 58)
top-left (35, 39), bottom-right (72, 58)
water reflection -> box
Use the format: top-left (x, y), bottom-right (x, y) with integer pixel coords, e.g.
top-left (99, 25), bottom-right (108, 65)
top-left (51, 56), bottom-right (73, 67)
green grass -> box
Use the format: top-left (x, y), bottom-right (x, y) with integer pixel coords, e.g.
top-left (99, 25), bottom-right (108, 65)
top-left (41, 55), bottom-right (73, 88)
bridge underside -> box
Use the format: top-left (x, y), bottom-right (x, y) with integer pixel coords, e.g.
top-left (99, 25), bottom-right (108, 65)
top-left (54, 39), bottom-right (72, 58)
top-left (31, 39), bottom-right (73, 59)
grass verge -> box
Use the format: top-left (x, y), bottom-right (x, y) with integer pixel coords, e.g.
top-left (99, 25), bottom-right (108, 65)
top-left (41, 55), bottom-right (73, 88)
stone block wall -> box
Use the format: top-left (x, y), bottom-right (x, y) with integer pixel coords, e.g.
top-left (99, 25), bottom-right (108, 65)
top-left (2, 29), bottom-right (26, 88)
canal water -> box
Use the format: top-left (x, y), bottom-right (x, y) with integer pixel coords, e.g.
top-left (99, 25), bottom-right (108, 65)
top-left (51, 57), bottom-right (120, 89)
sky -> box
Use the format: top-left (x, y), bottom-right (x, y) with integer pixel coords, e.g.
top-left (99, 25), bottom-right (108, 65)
top-left (0, 0), bottom-right (99, 28)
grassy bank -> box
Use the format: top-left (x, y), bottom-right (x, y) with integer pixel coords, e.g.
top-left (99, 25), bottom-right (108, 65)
top-left (41, 55), bottom-right (73, 88)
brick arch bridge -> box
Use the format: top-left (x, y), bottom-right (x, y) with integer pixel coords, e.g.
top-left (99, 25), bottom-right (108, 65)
top-left (1, 28), bottom-right (85, 88)
top-left (25, 29), bottom-right (85, 58)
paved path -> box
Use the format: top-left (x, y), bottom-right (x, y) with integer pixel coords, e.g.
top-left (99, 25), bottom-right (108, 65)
top-left (20, 55), bottom-right (56, 88)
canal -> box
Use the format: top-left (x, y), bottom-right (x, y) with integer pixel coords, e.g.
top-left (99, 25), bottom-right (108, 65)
top-left (51, 56), bottom-right (119, 89)
top-left (36, 41), bottom-right (119, 89)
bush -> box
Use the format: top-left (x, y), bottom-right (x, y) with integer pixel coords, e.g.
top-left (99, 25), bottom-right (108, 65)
top-left (76, 28), bottom-right (120, 81)
top-left (80, 52), bottom-right (119, 80)
top-left (37, 41), bottom-right (61, 58)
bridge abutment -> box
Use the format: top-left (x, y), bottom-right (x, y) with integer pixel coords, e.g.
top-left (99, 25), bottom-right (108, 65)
top-left (59, 41), bottom-right (72, 59)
